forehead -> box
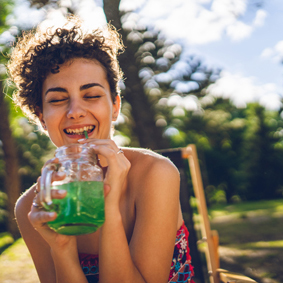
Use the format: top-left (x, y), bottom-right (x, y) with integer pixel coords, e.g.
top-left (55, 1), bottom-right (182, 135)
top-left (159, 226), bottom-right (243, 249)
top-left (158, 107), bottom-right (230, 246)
top-left (43, 58), bottom-right (109, 88)
top-left (63, 58), bottom-right (107, 73)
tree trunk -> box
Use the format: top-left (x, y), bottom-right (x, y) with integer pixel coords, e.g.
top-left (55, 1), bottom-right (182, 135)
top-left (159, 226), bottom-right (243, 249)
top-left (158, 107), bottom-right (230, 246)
top-left (103, 0), bottom-right (169, 150)
top-left (0, 80), bottom-right (20, 238)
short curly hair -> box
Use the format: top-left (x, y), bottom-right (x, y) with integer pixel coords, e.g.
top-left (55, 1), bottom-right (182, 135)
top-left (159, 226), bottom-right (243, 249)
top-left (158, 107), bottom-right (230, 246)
top-left (7, 16), bottom-right (124, 124)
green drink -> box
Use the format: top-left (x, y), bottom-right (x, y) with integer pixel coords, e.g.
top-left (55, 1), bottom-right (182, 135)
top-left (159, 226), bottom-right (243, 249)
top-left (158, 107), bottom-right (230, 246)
top-left (47, 181), bottom-right (105, 235)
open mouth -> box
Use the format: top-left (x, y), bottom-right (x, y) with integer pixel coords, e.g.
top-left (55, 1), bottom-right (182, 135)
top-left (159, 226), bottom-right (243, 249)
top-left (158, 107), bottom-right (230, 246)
top-left (64, 125), bottom-right (95, 136)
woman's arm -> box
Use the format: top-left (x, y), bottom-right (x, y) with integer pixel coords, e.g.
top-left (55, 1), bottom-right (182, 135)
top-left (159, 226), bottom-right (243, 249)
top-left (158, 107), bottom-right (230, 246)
top-left (15, 184), bottom-right (88, 283)
top-left (99, 154), bottom-right (180, 283)
top-left (15, 186), bottom-right (57, 283)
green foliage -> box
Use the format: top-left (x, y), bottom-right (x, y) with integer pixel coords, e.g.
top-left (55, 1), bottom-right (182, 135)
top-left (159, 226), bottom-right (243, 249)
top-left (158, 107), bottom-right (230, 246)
top-left (13, 118), bottom-right (56, 193)
top-left (116, 12), bottom-right (220, 146)
top-left (0, 3), bottom-right (282, 216)
top-left (0, 0), bottom-right (55, 198)
top-left (0, 77), bottom-right (55, 196)
top-left (0, 192), bottom-right (8, 232)
top-left (0, 0), bottom-right (13, 34)
top-left (115, 12), bottom-right (283, 203)
top-left (170, 98), bottom-right (283, 202)
top-left (0, 232), bottom-right (14, 253)
top-left (240, 104), bottom-right (283, 200)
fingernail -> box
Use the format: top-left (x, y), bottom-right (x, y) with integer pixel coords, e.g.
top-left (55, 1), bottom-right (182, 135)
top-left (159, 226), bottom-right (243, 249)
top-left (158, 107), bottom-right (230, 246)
top-left (58, 190), bottom-right (66, 195)
top-left (48, 212), bottom-right (56, 217)
top-left (78, 138), bottom-right (86, 142)
top-left (57, 171), bottom-right (65, 177)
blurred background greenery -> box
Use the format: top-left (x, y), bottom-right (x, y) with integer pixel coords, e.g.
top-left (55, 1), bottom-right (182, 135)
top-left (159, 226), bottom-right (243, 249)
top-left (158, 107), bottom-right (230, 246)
top-left (1, 0), bottom-right (283, 236)
top-left (0, 1), bottom-right (283, 281)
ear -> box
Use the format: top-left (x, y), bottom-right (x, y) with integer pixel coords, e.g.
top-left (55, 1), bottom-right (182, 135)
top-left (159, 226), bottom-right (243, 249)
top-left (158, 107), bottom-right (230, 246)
top-left (35, 107), bottom-right (47, 130)
top-left (112, 95), bottom-right (121, 121)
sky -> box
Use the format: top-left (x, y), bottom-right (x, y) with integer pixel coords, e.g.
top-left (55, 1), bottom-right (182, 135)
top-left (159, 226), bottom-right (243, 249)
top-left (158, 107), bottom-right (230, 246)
top-left (3, 0), bottom-right (283, 111)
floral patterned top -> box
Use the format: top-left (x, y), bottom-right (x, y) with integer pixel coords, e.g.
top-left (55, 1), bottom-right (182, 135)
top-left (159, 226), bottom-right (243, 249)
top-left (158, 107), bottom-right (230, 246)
top-left (79, 222), bottom-right (195, 283)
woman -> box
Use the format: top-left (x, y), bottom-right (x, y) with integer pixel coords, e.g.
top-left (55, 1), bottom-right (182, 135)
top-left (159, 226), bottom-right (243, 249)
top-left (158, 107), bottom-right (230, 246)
top-left (8, 16), bottom-right (194, 283)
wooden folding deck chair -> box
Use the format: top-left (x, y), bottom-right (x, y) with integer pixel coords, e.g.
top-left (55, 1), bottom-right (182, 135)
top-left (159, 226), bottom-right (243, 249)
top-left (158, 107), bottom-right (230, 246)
top-left (157, 145), bottom-right (257, 283)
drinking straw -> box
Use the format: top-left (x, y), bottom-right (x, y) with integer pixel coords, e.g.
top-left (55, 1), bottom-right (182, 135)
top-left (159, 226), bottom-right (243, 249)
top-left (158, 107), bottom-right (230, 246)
top-left (84, 131), bottom-right (89, 139)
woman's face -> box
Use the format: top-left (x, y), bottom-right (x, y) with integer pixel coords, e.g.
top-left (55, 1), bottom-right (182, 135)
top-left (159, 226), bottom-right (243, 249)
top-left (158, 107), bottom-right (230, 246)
top-left (38, 58), bottom-right (120, 147)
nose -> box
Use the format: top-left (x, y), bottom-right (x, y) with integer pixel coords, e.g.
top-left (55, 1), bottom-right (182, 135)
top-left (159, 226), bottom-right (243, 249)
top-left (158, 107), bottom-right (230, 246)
top-left (66, 99), bottom-right (87, 120)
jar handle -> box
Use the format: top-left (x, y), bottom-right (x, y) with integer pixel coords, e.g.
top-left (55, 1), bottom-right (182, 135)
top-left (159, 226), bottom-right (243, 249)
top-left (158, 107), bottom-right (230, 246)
top-left (40, 166), bottom-right (54, 210)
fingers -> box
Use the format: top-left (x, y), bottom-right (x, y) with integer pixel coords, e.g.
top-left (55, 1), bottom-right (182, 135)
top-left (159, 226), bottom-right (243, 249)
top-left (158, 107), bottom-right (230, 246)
top-left (78, 139), bottom-right (130, 205)
top-left (116, 149), bottom-right (124, 155)
top-left (36, 171), bottom-right (65, 195)
top-left (33, 187), bottom-right (67, 208)
top-left (30, 189), bottom-right (67, 230)
top-left (29, 193), bottom-right (57, 229)
top-left (28, 209), bottom-right (57, 229)
top-left (80, 139), bottom-right (123, 158)
top-left (36, 157), bottom-right (66, 205)
top-left (78, 138), bottom-right (128, 168)
top-left (78, 138), bottom-right (119, 153)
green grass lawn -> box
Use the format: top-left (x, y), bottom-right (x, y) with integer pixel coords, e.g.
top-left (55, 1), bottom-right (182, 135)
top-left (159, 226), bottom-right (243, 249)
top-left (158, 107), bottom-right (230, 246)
top-left (208, 199), bottom-right (283, 283)
top-left (0, 199), bottom-right (282, 283)
top-left (0, 237), bottom-right (39, 283)
top-left (0, 232), bottom-right (14, 254)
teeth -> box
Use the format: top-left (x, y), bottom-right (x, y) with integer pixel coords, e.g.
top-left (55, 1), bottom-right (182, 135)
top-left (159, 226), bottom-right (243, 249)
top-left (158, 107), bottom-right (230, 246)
top-left (66, 125), bottom-right (94, 134)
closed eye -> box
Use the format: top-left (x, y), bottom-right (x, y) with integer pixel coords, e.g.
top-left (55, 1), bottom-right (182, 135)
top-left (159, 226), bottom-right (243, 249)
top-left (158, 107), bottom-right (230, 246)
top-left (48, 98), bottom-right (68, 103)
top-left (85, 95), bottom-right (101, 99)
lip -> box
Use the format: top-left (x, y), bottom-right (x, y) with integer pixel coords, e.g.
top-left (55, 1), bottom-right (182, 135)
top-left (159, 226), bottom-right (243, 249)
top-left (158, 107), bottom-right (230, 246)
top-left (63, 124), bottom-right (96, 138)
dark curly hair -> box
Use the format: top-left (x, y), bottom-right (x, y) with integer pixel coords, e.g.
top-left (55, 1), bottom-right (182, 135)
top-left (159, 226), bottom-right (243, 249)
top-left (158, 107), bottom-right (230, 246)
top-left (7, 16), bottom-right (124, 125)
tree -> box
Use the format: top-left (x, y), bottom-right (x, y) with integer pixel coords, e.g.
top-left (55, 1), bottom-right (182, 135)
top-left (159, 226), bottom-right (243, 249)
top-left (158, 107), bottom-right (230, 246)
top-left (0, 81), bottom-right (20, 237)
top-left (101, 0), bottom-right (173, 149)
top-left (0, 0), bottom-right (21, 237)
top-left (27, 0), bottom-right (168, 149)
top-left (26, 1), bottom-right (220, 152)
top-left (240, 104), bottom-right (283, 200)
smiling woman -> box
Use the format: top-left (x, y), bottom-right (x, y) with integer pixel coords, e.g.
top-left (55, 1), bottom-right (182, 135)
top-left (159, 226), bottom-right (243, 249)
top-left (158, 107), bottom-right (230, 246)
top-left (7, 15), bottom-right (195, 283)
top-left (39, 58), bottom-right (119, 146)
top-left (8, 16), bottom-right (123, 128)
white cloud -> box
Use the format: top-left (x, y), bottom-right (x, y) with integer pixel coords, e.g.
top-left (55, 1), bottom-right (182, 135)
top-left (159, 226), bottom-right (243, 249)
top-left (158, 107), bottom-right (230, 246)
top-left (274, 40), bottom-right (283, 54)
top-left (211, 0), bottom-right (246, 17)
top-left (226, 21), bottom-right (253, 42)
top-left (207, 71), bottom-right (282, 110)
top-left (8, 0), bottom-right (45, 29)
top-left (38, 9), bottom-right (66, 31)
top-left (253, 9), bottom-right (267, 27)
top-left (10, 0), bottom-right (106, 33)
top-left (10, 0), bottom-right (266, 46)
top-left (0, 31), bottom-right (15, 45)
top-left (120, 0), bottom-right (146, 12)
top-left (76, 0), bottom-right (106, 28)
top-left (37, 0), bottom-right (106, 32)
top-left (261, 47), bottom-right (274, 59)
top-left (132, 0), bottom-right (265, 45)
top-left (261, 40), bottom-right (283, 63)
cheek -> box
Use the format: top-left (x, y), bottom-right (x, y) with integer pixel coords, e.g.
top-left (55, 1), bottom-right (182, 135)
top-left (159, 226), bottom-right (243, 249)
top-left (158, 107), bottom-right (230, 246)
top-left (42, 109), bottom-right (62, 128)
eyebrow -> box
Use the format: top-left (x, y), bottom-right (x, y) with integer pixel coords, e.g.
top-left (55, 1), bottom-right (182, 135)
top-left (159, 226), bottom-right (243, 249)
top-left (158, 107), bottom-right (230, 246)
top-left (45, 83), bottom-right (105, 96)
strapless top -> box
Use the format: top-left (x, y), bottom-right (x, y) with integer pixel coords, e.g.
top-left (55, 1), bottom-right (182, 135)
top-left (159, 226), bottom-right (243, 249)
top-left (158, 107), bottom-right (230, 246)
top-left (79, 222), bottom-right (195, 283)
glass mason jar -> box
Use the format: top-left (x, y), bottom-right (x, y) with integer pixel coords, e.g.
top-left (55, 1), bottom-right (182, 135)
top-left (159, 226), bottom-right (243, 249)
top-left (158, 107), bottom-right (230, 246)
top-left (40, 143), bottom-right (104, 235)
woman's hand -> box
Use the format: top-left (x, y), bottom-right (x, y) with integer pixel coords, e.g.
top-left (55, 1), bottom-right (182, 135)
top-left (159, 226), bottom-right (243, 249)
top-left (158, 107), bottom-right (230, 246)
top-left (78, 139), bottom-right (131, 211)
top-left (28, 159), bottom-right (77, 251)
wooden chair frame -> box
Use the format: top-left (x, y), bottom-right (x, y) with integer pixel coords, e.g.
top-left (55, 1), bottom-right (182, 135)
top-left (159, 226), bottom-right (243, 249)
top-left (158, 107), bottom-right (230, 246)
top-left (158, 145), bottom-right (257, 283)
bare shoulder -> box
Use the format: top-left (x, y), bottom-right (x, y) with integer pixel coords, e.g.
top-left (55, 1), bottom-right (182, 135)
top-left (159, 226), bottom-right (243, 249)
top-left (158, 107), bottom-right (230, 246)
top-left (125, 146), bottom-right (179, 170)
top-left (124, 147), bottom-right (180, 190)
